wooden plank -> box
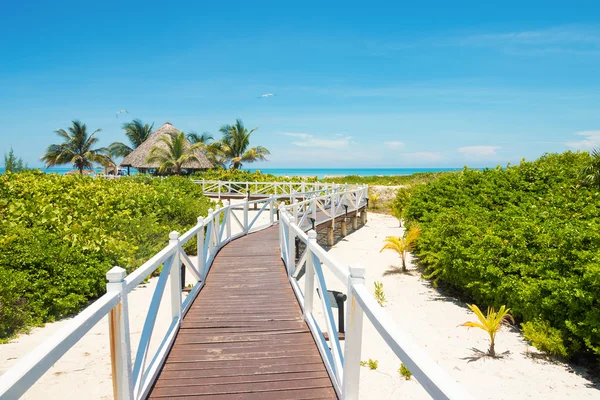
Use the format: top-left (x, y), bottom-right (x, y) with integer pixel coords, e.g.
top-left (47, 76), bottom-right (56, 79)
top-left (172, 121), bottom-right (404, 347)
top-left (149, 377), bottom-right (334, 397)
top-left (147, 226), bottom-right (337, 399)
top-left (149, 387), bottom-right (336, 399)
top-left (156, 363), bottom-right (329, 380)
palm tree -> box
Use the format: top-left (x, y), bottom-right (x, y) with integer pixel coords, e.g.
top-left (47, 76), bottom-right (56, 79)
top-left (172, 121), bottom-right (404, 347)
top-left (41, 120), bottom-right (109, 175)
top-left (462, 304), bottom-right (514, 357)
top-left (581, 148), bottom-right (600, 189)
top-left (217, 119), bottom-right (270, 169)
top-left (380, 226), bottom-right (421, 272)
top-left (187, 131), bottom-right (213, 145)
top-left (146, 131), bottom-right (202, 175)
top-left (108, 119), bottom-right (154, 157)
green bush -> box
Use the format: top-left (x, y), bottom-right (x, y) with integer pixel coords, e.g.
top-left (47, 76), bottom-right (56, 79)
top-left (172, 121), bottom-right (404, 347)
top-left (404, 151), bottom-right (600, 358)
top-left (0, 171), bottom-right (213, 341)
top-left (522, 320), bottom-right (569, 358)
top-left (321, 172), bottom-right (452, 186)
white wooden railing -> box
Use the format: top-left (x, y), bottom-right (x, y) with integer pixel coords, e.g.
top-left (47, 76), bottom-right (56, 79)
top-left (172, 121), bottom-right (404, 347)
top-left (195, 180), bottom-right (335, 199)
top-left (0, 180), bottom-right (471, 400)
top-left (0, 192), bottom-right (279, 400)
top-left (278, 194), bottom-right (474, 400)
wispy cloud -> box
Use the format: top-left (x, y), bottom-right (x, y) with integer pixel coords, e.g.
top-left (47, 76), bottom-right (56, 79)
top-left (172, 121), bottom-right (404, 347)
top-left (384, 141), bottom-right (404, 149)
top-left (565, 131), bottom-right (600, 149)
top-left (399, 152), bottom-right (443, 161)
top-left (282, 132), bottom-right (353, 149)
top-left (458, 145), bottom-right (501, 158)
top-left (453, 25), bottom-right (600, 55)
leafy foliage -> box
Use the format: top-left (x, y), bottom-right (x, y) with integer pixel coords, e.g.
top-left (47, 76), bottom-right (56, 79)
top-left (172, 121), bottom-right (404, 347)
top-left (404, 151), bottom-right (600, 358)
top-left (399, 363), bottom-right (412, 380)
top-left (374, 281), bottom-right (387, 306)
top-left (321, 171), bottom-right (452, 186)
top-left (109, 119), bottom-right (154, 157)
top-left (580, 147), bottom-right (600, 189)
top-left (3, 147), bottom-right (27, 173)
top-left (0, 172), bottom-right (213, 341)
top-left (215, 119), bottom-right (270, 169)
top-left (41, 120), bottom-right (111, 174)
top-left (462, 304), bottom-right (514, 357)
top-left (391, 187), bottom-right (413, 226)
top-left (380, 226), bottom-right (421, 272)
top-left (360, 359), bottom-right (379, 370)
top-left (147, 131), bottom-right (203, 175)
top-left (522, 319), bottom-right (569, 358)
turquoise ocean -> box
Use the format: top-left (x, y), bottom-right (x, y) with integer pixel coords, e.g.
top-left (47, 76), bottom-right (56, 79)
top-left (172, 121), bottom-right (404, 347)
top-left (0, 167), bottom-right (461, 178)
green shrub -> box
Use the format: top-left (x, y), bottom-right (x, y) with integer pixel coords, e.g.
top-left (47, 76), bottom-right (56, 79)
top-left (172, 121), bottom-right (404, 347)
top-left (0, 171), bottom-right (213, 340)
top-left (522, 320), bottom-right (569, 358)
top-left (360, 359), bottom-right (379, 370)
top-left (399, 363), bottom-right (412, 380)
top-left (320, 172), bottom-right (452, 186)
top-left (403, 151), bottom-right (600, 358)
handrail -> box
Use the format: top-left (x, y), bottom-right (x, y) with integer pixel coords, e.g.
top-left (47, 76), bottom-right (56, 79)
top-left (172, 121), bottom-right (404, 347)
top-left (0, 184), bottom-right (280, 400)
top-left (277, 185), bottom-right (473, 399)
top-left (0, 179), bottom-right (465, 400)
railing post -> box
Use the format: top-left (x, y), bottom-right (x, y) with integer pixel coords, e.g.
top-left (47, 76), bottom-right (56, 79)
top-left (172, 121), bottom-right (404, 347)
top-left (223, 200), bottom-right (231, 241)
top-left (293, 199), bottom-right (299, 224)
top-left (197, 217), bottom-right (206, 280)
top-left (288, 221), bottom-right (296, 275)
top-left (342, 265), bottom-right (366, 400)
top-left (214, 205), bottom-right (221, 243)
top-left (269, 195), bottom-right (275, 225)
top-left (311, 195), bottom-right (317, 221)
top-left (243, 199), bottom-right (249, 233)
top-left (107, 266), bottom-right (133, 400)
top-left (169, 231), bottom-right (182, 322)
top-left (303, 230), bottom-right (317, 318)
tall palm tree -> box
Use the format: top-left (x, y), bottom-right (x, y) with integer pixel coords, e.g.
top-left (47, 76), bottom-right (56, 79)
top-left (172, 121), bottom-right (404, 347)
top-left (217, 119), bottom-right (270, 169)
top-left (146, 131), bottom-right (202, 175)
top-left (581, 148), bottom-right (600, 189)
top-left (41, 120), bottom-right (109, 175)
top-left (108, 119), bottom-right (154, 157)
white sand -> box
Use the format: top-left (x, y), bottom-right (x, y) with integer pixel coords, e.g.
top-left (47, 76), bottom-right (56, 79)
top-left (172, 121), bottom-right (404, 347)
top-left (319, 212), bottom-right (599, 399)
top-left (1, 211), bottom-right (598, 399)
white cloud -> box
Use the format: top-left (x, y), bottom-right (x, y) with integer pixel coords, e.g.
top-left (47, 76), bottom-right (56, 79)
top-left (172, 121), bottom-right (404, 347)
top-left (282, 132), bottom-right (353, 149)
top-left (399, 152), bottom-right (443, 161)
top-left (384, 141), bottom-right (404, 149)
top-left (282, 132), bottom-right (311, 140)
top-left (458, 146), bottom-right (501, 158)
top-left (565, 131), bottom-right (600, 149)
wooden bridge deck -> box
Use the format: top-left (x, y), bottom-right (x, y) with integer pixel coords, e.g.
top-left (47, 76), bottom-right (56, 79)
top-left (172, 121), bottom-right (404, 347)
top-left (148, 226), bottom-right (338, 399)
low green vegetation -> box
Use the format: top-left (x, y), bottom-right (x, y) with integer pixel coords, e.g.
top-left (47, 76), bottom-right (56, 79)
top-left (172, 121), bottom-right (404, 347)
top-left (461, 304), bottom-right (514, 357)
top-left (4, 147), bottom-right (27, 173)
top-left (404, 151), bottom-right (600, 358)
top-left (360, 359), bottom-right (379, 370)
top-left (0, 171), bottom-right (213, 341)
top-left (380, 226), bottom-right (421, 272)
top-left (320, 171), bottom-right (452, 186)
top-left (374, 281), bottom-right (387, 306)
top-left (399, 363), bottom-right (412, 380)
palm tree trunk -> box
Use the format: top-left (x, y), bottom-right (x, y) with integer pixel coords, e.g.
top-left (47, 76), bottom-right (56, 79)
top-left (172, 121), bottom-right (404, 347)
top-left (401, 253), bottom-right (407, 272)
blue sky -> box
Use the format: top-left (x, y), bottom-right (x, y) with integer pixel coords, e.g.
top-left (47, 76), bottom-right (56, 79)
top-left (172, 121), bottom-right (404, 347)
top-left (2, 1), bottom-right (600, 168)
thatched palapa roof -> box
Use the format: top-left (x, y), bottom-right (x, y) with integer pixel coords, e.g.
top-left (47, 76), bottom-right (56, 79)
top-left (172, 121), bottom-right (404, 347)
top-left (121, 122), bottom-right (213, 170)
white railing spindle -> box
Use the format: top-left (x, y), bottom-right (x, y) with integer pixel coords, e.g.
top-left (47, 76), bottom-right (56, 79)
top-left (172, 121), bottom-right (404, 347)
top-left (342, 265), bottom-right (365, 400)
top-left (169, 231), bottom-right (182, 322)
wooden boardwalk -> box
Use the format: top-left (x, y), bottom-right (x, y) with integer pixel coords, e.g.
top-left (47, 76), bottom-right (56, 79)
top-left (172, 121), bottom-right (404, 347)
top-left (148, 226), bottom-right (338, 399)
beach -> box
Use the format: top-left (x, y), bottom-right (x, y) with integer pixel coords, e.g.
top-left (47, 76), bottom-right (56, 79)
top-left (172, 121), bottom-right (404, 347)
top-left (1, 212), bottom-right (598, 399)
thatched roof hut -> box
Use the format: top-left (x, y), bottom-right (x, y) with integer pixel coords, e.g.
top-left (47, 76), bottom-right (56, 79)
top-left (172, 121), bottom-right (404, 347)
top-left (121, 122), bottom-right (213, 172)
